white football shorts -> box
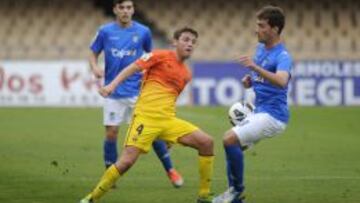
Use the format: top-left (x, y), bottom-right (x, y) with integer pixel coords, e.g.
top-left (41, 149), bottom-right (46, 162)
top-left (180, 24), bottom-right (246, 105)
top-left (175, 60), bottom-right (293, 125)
top-left (103, 97), bottom-right (138, 126)
top-left (232, 112), bottom-right (286, 147)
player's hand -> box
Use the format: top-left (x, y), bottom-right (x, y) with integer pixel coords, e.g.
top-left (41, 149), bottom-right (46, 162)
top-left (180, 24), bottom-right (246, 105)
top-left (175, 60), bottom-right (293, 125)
top-left (92, 67), bottom-right (104, 79)
top-left (242, 74), bottom-right (252, 88)
top-left (237, 55), bottom-right (256, 69)
top-left (98, 85), bottom-right (114, 97)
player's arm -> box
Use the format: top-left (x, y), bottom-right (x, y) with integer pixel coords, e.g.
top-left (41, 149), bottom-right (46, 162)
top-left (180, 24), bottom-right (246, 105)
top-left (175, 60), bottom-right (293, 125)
top-left (89, 29), bottom-right (105, 79)
top-left (89, 51), bottom-right (104, 78)
top-left (99, 63), bottom-right (141, 97)
top-left (237, 55), bottom-right (289, 88)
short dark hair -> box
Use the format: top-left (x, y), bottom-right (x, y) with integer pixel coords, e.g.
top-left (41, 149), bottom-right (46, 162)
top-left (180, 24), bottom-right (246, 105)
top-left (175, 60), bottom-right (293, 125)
top-left (256, 5), bottom-right (285, 34)
top-left (113, 0), bottom-right (133, 6)
top-left (173, 27), bottom-right (198, 40)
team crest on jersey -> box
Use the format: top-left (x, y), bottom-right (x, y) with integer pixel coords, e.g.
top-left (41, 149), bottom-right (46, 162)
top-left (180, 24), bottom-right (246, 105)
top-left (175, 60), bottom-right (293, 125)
top-left (109, 112), bottom-right (116, 121)
top-left (132, 34), bottom-right (139, 43)
top-left (140, 53), bottom-right (153, 61)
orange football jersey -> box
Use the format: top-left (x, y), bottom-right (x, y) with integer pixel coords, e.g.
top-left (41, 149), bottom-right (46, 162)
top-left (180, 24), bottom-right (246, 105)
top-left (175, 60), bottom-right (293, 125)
top-left (134, 50), bottom-right (192, 118)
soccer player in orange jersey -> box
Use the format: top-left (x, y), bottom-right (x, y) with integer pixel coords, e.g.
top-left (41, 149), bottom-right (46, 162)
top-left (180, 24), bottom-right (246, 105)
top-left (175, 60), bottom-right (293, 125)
top-left (80, 27), bottom-right (214, 203)
top-left (89, 0), bottom-right (182, 188)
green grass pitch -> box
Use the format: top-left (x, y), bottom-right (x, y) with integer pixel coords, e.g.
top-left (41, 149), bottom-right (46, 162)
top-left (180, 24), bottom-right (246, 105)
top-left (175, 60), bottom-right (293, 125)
top-left (0, 107), bottom-right (360, 203)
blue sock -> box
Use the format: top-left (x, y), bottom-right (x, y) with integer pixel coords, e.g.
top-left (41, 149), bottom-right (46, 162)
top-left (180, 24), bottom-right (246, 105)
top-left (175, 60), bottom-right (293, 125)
top-left (225, 145), bottom-right (244, 193)
top-left (103, 139), bottom-right (118, 168)
top-left (152, 140), bottom-right (173, 172)
top-left (226, 158), bottom-right (234, 187)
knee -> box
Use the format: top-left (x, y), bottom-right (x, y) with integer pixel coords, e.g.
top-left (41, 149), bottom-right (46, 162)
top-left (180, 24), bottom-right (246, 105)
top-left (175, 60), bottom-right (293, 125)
top-left (106, 127), bottom-right (118, 140)
top-left (223, 130), bottom-right (239, 146)
top-left (199, 134), bottom-right (214, 150)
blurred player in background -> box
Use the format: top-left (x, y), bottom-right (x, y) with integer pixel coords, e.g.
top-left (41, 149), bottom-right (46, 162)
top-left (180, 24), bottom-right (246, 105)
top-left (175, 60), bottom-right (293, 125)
top-left (80, 27), bottom-right (215, 203)
top-left (89, 0), bottom-right (183, 188)
top-left (213, 6), bottom-right (293, 203)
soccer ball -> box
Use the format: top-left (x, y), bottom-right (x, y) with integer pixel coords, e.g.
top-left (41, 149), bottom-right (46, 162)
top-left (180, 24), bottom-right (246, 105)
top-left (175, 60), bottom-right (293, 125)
top-left (228, 101), bottom-right (255, 126)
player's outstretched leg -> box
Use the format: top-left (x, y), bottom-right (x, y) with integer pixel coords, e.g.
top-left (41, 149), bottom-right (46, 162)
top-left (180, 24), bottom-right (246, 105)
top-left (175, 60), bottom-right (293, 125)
top-left (152, 139), bottom-right (184, 188)
top-left (80, 146), bottom-right (141, 202)
top-left (178, 130), bottom-right (214, 203)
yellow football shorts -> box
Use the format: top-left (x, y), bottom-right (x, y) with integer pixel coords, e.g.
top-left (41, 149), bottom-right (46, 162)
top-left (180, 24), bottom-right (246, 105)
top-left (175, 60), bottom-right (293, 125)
top-left (124, 115), bottom-right (199, 152)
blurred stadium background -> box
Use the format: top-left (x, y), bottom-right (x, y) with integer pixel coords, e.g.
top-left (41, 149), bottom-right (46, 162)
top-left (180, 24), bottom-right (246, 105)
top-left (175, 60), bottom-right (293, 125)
top-left (0, 0), bottom-right (359, 60)
top-left (1, 0), bottom-right (360, 107)
top-left (1, 0), bottom-right (360, 203)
